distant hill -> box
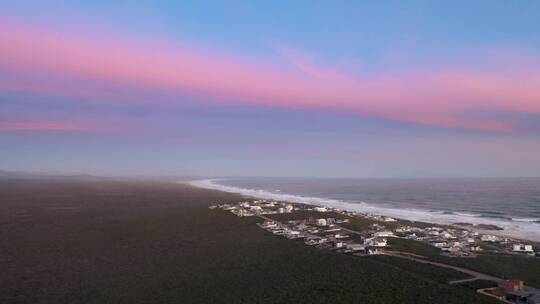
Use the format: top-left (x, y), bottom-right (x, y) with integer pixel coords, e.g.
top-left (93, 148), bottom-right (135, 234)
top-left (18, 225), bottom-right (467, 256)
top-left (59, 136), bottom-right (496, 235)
top-left (0, 170), bottom-right (209, 182)
top-left (0, 170), bottom-right (32, 178)
top-left (0, 170), bottom-right (105, 181)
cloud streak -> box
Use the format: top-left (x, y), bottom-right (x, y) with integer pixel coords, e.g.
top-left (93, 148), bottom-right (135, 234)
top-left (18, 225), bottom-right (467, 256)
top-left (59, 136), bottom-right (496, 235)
top-left (1, 20), bottom-right (539, 132)
top-left (0, 121), bottom-right (106, 132)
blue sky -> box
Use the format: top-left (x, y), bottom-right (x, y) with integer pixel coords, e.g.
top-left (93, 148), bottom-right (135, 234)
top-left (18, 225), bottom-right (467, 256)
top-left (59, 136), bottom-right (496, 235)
top-left (1, 1), bottom-right (539, 177)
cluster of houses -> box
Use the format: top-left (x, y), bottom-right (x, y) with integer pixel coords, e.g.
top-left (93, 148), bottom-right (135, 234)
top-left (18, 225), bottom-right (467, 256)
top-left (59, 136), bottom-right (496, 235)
top-left (210, 200), bottom-right (539, 259)
top-left (257, 217), bottom-right (388, 256)
top-left (209, 199), bottom-right (294, 217)
top-left (210, 200), bottom-right (391, 256)
top-left (391, 225), bottom-right (485, 257)
top-left (210, 200), bottom-right (540, 303)
top-left (335, 211), bottom-right (539, 258)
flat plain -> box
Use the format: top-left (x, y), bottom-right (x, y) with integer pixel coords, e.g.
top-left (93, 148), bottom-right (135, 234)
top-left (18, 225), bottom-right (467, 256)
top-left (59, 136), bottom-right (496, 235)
top-left (0, 178), bottom-right (498, 303)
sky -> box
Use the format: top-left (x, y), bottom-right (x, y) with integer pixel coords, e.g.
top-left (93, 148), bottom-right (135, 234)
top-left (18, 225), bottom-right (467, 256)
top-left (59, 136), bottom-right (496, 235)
top-left (1, 0), bottom-right (540, 178)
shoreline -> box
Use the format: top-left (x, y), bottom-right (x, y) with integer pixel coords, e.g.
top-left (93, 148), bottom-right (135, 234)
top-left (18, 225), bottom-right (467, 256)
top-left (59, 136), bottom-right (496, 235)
top-left (188, 179), bottom-right (540, 244)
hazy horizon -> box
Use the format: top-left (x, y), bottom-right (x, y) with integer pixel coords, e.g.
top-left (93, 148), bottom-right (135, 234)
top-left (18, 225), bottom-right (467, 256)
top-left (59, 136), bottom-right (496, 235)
top-left (2, 169), bottom-right (540, 180)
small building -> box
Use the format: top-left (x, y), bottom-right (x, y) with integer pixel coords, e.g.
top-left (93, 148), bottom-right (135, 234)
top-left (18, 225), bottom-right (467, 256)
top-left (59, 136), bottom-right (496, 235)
top-left (498, 279), bottom-right (524, 292)
top-left (347, 243), bottom-right (365, 251)
top-left (470, 245), bottom-right (483, 252)
top-left (334, 241), bottom-right (346, 248)
top-left (261, 221), bottom-right (277, 229)
top-left (304, 236), bottom-right (327, 245)
top-left (316, 218), bottom-right (327, 226)
top-left (406, 233), bottom-right (418, 240)
top-left (367, 248), bottom-right (383, 255)
top-left (432, 241), bottom-right (447, 248)
top-left (395, 226), bottom-right (411, 233)
top-left (286, 230), bottom-right (301, 238)
top-left (505, 291), bottom-right (539, 303)
top-left (373, 238), bottom-right (388, 247)
top-left (440, 231), bottom-right (454, 239)
top-left (249, 205), bottom-right (262, 211)
top-left (365, 237), bottom-right (388, 247)
top-left (481, 235), bottom-right (499, 242)
top-left (374, 231), bottom-right (394, 238)
top-left (513, 244), bottom-right (534, 252)
top-left (296, 223), bottom-right (308, 230)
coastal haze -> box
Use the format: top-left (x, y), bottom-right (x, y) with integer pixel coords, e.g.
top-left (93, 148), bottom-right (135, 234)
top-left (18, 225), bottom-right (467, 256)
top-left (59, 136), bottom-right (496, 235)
top-left (193, 178), bottom-right (540, 241)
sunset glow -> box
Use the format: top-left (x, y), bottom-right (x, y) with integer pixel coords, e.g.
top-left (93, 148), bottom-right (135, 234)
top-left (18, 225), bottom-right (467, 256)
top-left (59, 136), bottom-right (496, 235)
top-left (1, 1), bottom-right (539, 177)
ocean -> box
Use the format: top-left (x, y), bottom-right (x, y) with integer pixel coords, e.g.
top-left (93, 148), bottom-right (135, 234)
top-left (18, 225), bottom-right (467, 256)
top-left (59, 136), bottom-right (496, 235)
top-left (191, 177), bottom-right (540, 242)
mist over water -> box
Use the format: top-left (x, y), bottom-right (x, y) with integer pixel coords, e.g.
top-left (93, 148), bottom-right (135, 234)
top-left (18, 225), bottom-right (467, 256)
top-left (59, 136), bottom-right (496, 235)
top-left (191, 177), bottom-right (540, 242)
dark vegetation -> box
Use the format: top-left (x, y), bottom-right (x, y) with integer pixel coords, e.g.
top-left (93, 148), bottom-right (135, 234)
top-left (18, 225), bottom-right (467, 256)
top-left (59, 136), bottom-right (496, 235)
top-left (343, 215), bottom-right (382, 231)
top-left (387, 237), bottom-right (540, 288)
top-left (0, 178), bottom-right (498, 303)
top-left (367, 255), bottom-right (472, 284)
top-left (266, 210), bottom-right (348, 222)
top-left (456, 280), bottom-right (497, 291)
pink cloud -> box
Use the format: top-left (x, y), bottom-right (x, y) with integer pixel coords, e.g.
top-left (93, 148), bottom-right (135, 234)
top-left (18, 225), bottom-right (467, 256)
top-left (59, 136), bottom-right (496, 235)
top-left (1, 20), bottom-right (539, 132)
top-left (0, 121), bottom-right (107, 132)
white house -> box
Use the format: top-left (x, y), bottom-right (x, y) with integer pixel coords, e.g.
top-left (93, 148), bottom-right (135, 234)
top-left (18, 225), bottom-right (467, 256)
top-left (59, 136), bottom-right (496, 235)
top-left (440, 231), bottom-right (454, 239)
top-left (432, 242), bottom-right (447, 248)
top-left (513, 244), bottom-right (534, 252)
top-left (470, 245), bottom-right (483, 252)
top-left (481, 235), bottom-right (499, 242)
top-left (261, 221), bottom-right (277, 229)
top-left (373, 238), bottom-right (388, 247)
top-left (347, 243), bottom-right (365, 251)
top-left (334, 241), bottom-right (346, 248)
top-left (395, 226), bottom-right (411, 233)
top-left (316, 218), bottom-right (327, 226)
top-left (365, 238), bottom-right (388, 247)
top-left (374, 231), bottom-right (394, 238)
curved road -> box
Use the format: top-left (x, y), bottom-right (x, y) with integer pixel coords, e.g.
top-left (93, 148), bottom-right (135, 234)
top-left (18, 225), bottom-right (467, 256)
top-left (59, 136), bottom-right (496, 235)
top-left (382, 251), bottom-right (502, 283)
